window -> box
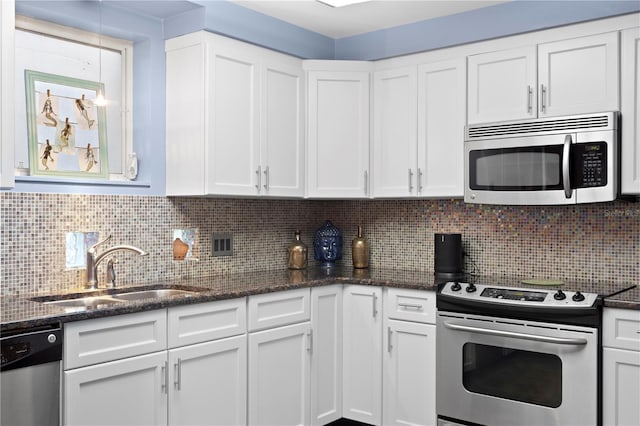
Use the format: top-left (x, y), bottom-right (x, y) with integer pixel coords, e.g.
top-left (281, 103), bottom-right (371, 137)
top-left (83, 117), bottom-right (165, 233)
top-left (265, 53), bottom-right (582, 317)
top-left (14, 15), bottom-right (134, 181)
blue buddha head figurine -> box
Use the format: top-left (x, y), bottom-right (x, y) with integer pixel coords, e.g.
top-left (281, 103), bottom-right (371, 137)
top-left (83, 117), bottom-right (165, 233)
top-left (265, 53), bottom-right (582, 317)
top-left (313, 220), bottom-right (343, 265)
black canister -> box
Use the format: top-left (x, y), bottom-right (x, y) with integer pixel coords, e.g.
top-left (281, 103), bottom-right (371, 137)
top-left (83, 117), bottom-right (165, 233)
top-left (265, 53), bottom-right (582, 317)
top-left (434, 233), bottom-right (464, 279)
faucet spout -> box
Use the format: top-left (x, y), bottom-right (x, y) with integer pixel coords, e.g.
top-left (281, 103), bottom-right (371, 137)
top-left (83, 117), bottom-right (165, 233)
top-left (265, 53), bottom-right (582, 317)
top-left (86, 236), bottom-right (148, 289)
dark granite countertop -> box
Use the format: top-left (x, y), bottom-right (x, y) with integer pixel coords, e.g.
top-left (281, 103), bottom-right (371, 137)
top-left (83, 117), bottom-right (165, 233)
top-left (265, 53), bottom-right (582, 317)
top-left (1, 267), bottom-right (637, 333)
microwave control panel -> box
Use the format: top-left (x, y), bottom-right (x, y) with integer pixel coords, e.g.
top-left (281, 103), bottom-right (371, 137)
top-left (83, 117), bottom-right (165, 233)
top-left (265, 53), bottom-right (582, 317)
top-left (572, 142), bottom-right (607, 188)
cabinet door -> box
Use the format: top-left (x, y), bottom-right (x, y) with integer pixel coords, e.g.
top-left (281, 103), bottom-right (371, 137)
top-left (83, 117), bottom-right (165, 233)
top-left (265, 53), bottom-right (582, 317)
top-left (307, 71), bottom-right (370, 198)
top-left (417, 59), bottom-right (466, 198)
top-left (538, 32), bottom-right (619, 117)
top-left (0, 0), bottom-right (15, 190)
top-left (383, 319), bottom-right (436, 426)
top-left (248, 322), bottom-right (311, 426)
top-left (372, 67), bottom-right (417, 197)
top-left (311, 285), bottom-right (343, 426)
top-left (64, 352), bottom-right (167, 426)
top-left (261, 56), bottom-right (305, 197)
top-left (621, 27), bottom-right (640, 195)
top-left (169, 335), bottom-right (247, 426)
top-left (603, 347), bottom-right (640, 426)
top-left (467, 46), bottom-right (536, 124)
top-left (207, 41), bottom-right (261, 195)
top-left (342, 285), bottom-right (382, 425)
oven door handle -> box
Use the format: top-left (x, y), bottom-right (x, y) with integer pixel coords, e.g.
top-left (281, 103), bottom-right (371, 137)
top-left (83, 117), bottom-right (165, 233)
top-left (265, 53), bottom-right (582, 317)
top-left (444, 322), bottom-right (588, 345)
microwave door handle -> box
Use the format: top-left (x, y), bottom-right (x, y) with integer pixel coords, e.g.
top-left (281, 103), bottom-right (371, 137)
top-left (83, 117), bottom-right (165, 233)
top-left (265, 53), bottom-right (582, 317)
top-left (443, 322), bottom-right (588, 346)
top-left (563, 135), bottom-right (573, 199)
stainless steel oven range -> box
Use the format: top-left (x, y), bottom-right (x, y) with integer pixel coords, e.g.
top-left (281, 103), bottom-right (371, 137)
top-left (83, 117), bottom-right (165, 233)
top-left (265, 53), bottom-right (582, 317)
top-left (436, 281), bottom-right (607, 426)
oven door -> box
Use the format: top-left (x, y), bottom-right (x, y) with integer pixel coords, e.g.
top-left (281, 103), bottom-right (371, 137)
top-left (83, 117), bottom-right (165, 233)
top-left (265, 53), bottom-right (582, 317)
top-left (437, 312), bottom-right (598, 426)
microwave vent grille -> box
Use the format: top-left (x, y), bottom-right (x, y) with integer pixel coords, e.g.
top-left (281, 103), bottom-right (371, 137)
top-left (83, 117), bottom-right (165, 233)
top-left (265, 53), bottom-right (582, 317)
top-left (466, 113), bottom-right (614, 140)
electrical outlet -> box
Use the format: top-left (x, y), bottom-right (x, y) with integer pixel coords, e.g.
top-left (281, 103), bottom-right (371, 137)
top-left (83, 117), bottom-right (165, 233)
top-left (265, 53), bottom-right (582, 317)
top-left (212, 233), bottom-right (233, 257)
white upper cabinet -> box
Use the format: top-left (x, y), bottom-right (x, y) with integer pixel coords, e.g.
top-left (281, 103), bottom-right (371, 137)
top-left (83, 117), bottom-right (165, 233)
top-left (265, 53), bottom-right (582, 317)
top-left (417, 59), bottom-right (466, 197)
top-left (166, 32), bottom-right (304, 197)
top-left (305, 61), bottom-right (371, 198)
top-left (372, 67), bottom-right (417, 197)
top-left (621, 27), bottom-right (640, 195)
top-left (538, 32), bottom-right (619, 117)
top-left (467, 46), bottom-right (537, 124)
top-left (372, 60), bottom-right (465, 198)
top-left (0, 0), bottom-right (15, 189)
top-left (468, 32), bottom-right (619, 124)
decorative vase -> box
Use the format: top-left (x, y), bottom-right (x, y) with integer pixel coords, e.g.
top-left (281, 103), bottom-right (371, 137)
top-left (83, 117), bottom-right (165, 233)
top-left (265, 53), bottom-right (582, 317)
top-left (287, 230), bottom-right (308, 270)
top-left (352, 226), bottom-right (370, 269)
top-left (313, 220), bottom-right (343, 267)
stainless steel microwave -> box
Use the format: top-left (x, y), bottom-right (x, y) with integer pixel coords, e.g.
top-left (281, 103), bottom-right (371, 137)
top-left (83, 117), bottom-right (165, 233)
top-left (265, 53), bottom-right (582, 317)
top-left (464, 111), bottom-right (619, 205)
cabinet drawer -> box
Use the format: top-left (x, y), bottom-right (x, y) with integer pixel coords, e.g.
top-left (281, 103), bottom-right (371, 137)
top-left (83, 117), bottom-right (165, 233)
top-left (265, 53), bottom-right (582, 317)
top-left (64, 310), bottom-right (167, 370)
top-left (385, 288), bottom-right (436, 324)
top-left (168, 298), bottom-right (247, 348)
top-left (604, 308), bottom-right (640, 351)
top-left (248, 288), bottom-right (310, 331)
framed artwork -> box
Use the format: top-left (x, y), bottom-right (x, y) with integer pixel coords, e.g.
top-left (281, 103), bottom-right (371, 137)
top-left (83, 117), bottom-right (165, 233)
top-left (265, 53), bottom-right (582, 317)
top-left (25, 70), bottom-right (108, 179)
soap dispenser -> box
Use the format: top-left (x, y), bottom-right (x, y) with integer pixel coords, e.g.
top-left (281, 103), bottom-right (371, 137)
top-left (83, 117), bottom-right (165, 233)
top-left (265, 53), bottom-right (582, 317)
top-left (351, 226), bottom-right (370, 269)
top-left (287, 231), bottom-right (308, 269)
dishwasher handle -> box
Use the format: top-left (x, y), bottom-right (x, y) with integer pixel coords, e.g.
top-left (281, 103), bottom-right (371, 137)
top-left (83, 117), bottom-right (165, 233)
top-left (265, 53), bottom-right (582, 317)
top-left (1, 326), bottom-right (63, 372)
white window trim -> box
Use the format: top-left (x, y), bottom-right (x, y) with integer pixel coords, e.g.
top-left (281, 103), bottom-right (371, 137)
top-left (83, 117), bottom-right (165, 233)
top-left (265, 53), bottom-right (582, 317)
top-left (15, 14), bottom-right (134, 181)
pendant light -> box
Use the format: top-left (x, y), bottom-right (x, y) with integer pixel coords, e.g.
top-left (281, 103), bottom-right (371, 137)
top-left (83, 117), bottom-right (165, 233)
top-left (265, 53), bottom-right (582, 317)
top-left (94, 0), bottom-right (106, 106)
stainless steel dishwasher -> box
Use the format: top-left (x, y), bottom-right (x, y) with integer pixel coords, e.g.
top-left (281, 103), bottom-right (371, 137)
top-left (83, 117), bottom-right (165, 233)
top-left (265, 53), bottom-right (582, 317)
top-left (1, 324), bottom-right (63, 426)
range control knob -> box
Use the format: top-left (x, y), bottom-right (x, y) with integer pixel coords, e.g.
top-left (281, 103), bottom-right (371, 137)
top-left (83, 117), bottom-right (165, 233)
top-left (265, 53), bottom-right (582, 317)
top-left (450, 282), bottom-right (462, 292)
top-left (572, 291), bottom-right (585, 302)
top-left (466, 283), bottom-right (477, 293)
top-left (554, 290), bottom-right (566, 301)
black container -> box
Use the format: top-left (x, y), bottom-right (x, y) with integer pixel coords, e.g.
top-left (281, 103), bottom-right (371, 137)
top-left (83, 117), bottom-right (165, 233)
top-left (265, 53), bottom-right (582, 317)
top-left (434, 233), bottom-right (464, 279)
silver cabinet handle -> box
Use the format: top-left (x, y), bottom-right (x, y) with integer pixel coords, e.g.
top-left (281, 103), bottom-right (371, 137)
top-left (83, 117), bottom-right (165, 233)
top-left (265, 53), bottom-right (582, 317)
top-left (562, 134), bottom-right (572, 199)
top-left (408, 168), bottom-right (414, 193)
top-left (161, 361), bottom-right (168, 394)
top-left (540, 84), bottom-right (547, 113)
top-left (174, 358), bottom-right (182, 390)
top-left (417, 168), bottom-right (423, 194)
top-left (307, 329), bottom-right (313, 353)
top-left (255, 166), bottom-right (261, 192)
top-left (527, 85), bottom-right (533, 113)
top-left (372, 293), bottom-right (378, 317)
top-left (263, 166), bottom-right (269, 191)
top-left (398, 302), bottom-right (423, 310)
top-left (444, 322), bottom-right (588, 345)
top-left (387, 327), bottom-right (393, 353)
top-left (364, 170), bottom-right (369, 196)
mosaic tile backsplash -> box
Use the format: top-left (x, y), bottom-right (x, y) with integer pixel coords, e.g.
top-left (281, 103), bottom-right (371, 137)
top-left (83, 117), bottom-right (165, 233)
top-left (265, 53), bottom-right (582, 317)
top-left (1, 192), bottom-right (638, 296)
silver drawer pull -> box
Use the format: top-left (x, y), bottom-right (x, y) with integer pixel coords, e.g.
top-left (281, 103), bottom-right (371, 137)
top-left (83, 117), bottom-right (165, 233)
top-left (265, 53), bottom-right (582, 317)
top-left (398, 302), bottom-right (423, 310)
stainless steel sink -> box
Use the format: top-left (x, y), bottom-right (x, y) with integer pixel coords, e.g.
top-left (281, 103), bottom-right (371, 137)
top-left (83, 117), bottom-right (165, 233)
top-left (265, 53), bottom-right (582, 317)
top-left (111, 289), bottom-right (197, 301)
top-left (43, 296), bottom-right (124, 311)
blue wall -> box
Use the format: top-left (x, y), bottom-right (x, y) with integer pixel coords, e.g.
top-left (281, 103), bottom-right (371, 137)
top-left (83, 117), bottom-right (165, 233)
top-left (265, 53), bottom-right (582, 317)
top-left (9, 0), bottom-right (640, 195)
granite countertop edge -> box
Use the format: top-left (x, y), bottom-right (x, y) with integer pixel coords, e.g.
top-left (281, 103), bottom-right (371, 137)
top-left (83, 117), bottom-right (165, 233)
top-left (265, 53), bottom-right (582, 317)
top-left (2, 267), bottom-right (638, 333)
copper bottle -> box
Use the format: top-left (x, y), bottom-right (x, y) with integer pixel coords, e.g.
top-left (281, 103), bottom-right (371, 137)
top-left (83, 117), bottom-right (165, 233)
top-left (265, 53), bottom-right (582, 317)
top-left (352, 226), bottom-right (370, 269)
top-left (287, 231), bottom-right (308, 269)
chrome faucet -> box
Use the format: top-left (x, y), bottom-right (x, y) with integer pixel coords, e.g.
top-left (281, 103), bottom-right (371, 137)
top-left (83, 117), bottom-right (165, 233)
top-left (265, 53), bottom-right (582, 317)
top-left (86, 235), bottom-right (148, 289)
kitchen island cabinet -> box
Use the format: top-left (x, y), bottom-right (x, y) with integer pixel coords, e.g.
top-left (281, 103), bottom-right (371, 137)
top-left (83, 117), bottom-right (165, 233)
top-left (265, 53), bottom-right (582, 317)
top-left (468, 32), bottom-right (619, 124)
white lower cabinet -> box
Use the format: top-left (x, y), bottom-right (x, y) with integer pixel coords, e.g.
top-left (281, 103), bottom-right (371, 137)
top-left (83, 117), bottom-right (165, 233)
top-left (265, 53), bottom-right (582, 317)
top-left (64, 351), bottom-right (168, 426)
top-left (383, 319), bottom-right (436, 426)
top-left (168, 335), bottom-right (247, 426)
top-left (248, 322), bottom-right (311, 426)
top-left (603, 307), bottom-right (640, 426)
top-left (342, 285), bottom-right (383, 425)
top-left (311, 285), bottom-right (343, 426)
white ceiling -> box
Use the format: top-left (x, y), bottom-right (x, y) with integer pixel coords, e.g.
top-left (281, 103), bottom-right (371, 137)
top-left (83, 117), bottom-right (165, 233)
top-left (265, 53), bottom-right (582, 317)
top-left (231, 0), bottom-right (510, 38)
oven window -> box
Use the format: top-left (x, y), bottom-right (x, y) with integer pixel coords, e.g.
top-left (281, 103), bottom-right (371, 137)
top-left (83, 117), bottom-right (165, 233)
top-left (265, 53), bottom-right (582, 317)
top-left (462, 343), bottom-right (562, 408)
top-left (469, 145), bottom-right (563, 191)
